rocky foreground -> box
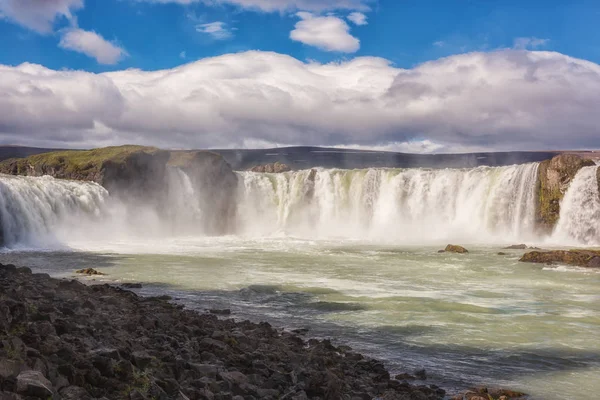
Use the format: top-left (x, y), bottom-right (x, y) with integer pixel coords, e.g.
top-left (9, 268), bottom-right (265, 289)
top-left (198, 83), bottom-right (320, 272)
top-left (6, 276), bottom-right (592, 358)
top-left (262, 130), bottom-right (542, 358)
top-left (0, 263), bottom-right (530, 400)
top-left (0, 263), bottom-right (452, 400)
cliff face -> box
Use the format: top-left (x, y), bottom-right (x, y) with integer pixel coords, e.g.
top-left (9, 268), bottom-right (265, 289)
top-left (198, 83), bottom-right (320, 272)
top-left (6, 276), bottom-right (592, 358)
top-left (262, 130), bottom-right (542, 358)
top-left (0, 146), bottom-right (239, 236)
top-left (169, 151), bottom-right (238, 235)
top-left (536, 154), bottom-right (596, 232)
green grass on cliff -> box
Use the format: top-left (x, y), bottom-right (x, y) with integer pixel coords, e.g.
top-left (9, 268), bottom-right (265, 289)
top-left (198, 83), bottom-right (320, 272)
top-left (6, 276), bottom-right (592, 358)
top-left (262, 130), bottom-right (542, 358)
top-left (0, 145), bottom-right (159, 175)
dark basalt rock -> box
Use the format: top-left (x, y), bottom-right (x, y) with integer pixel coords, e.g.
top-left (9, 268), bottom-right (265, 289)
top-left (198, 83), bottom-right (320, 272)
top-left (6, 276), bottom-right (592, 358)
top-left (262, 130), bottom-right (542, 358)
top-left (75, 268), bottom-right (104, 276)
top-left (0, 263), bottom-right (455, 400)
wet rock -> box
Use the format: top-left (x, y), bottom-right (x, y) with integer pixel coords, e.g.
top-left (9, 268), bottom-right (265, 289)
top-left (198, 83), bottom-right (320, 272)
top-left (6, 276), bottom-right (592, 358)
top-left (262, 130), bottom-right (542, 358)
top-left (209, 309), bottom-right (231, 316)
top-left (75, 268), bottom-right (104, 276)
top-left (536, 154), bottom-right (595, 231)
top-left (587, 257), bottom-right (600, 268)
top-left (497, 252), bottom-right (508, 256)
top-left (250, 162), bottom-right (291, 173)
top-left (16, 370), bottom-right (53, 398)
top-left (520, 249), bottom-right (600, 267)
top-left (394, 373), bottom-right (416, 381)
top-left (443, 245), bottom-right (469, 254)
top-left (503, 244), bottom-right (528, 250)
top-left (413, 369), bottom-right (427, 380)
top-left (122, 283), bottom-right (143, 289)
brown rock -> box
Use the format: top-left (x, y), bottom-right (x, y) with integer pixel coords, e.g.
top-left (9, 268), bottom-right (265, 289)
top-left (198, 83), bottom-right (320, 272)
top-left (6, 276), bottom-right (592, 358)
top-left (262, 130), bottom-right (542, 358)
top-left (250, 162), bottom-right (291, 173)
top-left (503, 244), bottom-right (527, 250)
top-left (520, 249), bottom-right (600, 267)
top-left (536, 154), bottom-right (596, 232)
top-left (444, 244), bottom-right (469, 254)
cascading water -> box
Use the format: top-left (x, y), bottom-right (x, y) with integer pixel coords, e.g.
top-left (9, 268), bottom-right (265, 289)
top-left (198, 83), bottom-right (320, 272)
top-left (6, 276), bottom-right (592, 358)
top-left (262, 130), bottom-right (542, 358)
top-left (236, 163), bottom-right (540, 243)
top-left (3, 162), bottom-right (600, 247)
top-left (553, 165), bottom-right (600, 245)
top-left (0, 174), bottom-right (108, 247)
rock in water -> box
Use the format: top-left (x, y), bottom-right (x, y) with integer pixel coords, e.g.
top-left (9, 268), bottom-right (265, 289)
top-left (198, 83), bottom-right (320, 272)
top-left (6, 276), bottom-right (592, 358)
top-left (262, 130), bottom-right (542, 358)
top-left (16, 370), bottom-right (53, 397)
top-left (520, 249), bottom-right (600, 267)
top-left (443, 244), bottom-right (469, 253)
top-left (75, 268), bottom-right (104, 275)
top-left (503, 244), bottom-right (528, 249)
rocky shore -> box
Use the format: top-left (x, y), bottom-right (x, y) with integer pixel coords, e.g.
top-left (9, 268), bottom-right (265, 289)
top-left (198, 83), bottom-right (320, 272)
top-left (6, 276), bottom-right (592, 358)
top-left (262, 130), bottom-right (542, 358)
top-left (0, 263), bottom-right (456, 400)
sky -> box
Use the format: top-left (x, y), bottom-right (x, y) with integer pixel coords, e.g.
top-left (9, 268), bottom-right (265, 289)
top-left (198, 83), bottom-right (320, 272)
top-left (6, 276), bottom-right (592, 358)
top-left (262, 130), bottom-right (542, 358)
top-left (1, 0), bottom-right (600, 153)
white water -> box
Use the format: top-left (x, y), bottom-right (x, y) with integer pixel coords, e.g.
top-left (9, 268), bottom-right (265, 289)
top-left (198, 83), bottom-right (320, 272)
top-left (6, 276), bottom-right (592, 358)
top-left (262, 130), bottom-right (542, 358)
top-left (553, 166), bottom-right (600, 245)
top-left (238, 164), bottom-right (540, 243)
top-left (0, 174), bottom-right (107, 247)
top-left (3, 162), bottom-right (600, 248)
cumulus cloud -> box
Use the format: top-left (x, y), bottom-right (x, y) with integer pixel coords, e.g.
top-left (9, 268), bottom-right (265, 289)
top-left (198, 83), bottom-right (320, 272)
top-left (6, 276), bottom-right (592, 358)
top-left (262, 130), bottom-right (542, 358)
top-left (0, 0), bottom-right (83, 33)
top-left (347, 11), bottom-right (367, 25)
top-left (59, 28), bottom-right (128, 64)
top-left (290, 12), bottom-right (359, 52)
top-left (134, 0), bottom-right (371, 12)
top-left (196, 21), bottom-right (233, 40)
top-left (1, 50), bottom-right (600, 152)
top-left (513, 37), bottom-right (549, 50)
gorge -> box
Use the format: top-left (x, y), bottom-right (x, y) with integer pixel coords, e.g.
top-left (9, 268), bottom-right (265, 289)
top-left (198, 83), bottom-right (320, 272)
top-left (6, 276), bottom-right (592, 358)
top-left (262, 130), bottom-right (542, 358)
top-left (0, 147), bottom-right (599, 400)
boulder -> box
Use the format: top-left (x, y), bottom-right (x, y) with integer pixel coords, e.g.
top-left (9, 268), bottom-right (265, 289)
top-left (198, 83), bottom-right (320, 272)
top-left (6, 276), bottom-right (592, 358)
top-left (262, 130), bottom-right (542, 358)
top-left (503, 244), bottom-right (528, 250)
top-left (16, 370), bottom-right (53, 398)
top-left (443, 245), bottom-right (469, 254)
top-left (536, 154), bottom-right (595, 232)
top-left (75, 268), bottom-right (104, 276)
top-left (519, 249), bottom-right (600, 267)
top-left (250, 162), bottom-right (291, 173)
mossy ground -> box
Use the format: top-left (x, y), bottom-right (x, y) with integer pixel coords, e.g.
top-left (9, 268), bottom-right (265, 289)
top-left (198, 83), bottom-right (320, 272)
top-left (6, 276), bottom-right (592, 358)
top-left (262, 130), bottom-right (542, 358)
top-left (0, 145), bottom-right (159, 176)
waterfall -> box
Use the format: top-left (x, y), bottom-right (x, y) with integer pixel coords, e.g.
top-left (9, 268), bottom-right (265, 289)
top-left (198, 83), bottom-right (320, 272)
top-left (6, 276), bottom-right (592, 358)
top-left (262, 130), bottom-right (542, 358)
top-left (236, 163), bottom-right (540, 243)
top-left (553, 166), bottom-right (600, 245)
top-left (3, 162), bottom-right (600, 248)
top-left (0, 174), bottom-right (108, 247)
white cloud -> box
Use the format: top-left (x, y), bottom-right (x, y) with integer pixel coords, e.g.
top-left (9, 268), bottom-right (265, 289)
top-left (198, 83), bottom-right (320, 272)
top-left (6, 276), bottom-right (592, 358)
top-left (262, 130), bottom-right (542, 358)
top-left (513, 37), bottom-right (549, 50)
top-left (59, 28), bottom-right (128, 64)
top-left (347, 11), bottom-right (367, 25)
top-left (290, 12), bottom-right (359, 52)
top-left (196, 21), bottom-right (233, 40)
top-left (433, 41), bottom-right (445, 47)
top-left (180, 51), bottom-right (187, 59)
top-left (134, 0), bottom-right (371, 12)
top-left (0, 0), bottom-right (83, 33)
top-left (1, 50), bottom-right (600, 152)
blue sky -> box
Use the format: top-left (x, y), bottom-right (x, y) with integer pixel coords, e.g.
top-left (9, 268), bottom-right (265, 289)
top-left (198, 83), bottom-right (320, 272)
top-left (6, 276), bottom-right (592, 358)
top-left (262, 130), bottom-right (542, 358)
top-left (1, 0), bottom-right (600, 152)
top-left (2, 0), bottom-right (600, 72)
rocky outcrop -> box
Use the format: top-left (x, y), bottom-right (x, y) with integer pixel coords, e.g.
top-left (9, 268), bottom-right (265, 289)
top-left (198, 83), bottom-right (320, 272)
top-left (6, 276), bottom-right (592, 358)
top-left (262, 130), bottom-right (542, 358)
top-left (441, 245), bottom-right (469, 254)
top-left (169, 151), bottom-right (238, 235)
top-left (250, 162), bottom-right (291, 173)
top-left (536, 154), bottom-right (596, 232)
top-left (519, 249), bottom-right (600, 268)
top-left (0, 146), bottom-right (239, 238)
top-left (0, 263), bottom-right (448, 400)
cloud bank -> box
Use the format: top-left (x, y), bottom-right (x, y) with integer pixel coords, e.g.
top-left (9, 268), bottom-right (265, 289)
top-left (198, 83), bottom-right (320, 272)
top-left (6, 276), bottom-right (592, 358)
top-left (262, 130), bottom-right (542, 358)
top-left (1, 50), bottom-right (599, 152)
